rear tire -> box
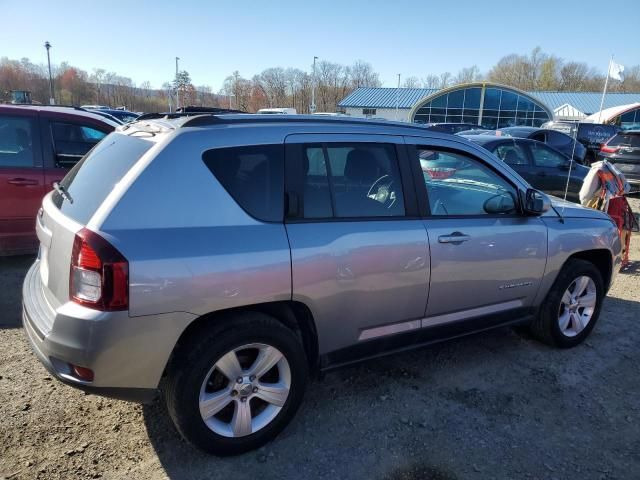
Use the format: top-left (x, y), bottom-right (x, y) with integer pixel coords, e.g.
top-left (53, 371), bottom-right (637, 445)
top-left (530, 259), bottom-right (604, 348)
top-left (163, 312), bottom-right (308, 455)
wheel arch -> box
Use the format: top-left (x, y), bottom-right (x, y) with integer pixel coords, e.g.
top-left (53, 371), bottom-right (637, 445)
top-left (565, 248), bottom-right (613, 291)
top-left (166, 301), bottom-right (320, 377)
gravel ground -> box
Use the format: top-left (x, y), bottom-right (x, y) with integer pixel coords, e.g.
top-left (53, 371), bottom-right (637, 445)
top-left (1, 199), bottom-right (639, 480)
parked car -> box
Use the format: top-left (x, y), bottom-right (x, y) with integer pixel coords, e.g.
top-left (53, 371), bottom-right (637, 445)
top-left (494, 126), bottom-right (587, 164)
top-left (424, 123), bottom-right (480, 134)
top-left (0, 105), bottom-right (117, 255)
top-left (23, 115), bottom-right (621, 455)
top-left (82, 107), bottom-right (139, 124)
top-left (598, 130), bottom-right (640, 189)
top-left (542, 121), bottom-right (619, 165)
top-left (456, 128), bottom-right (494, 136)
top-left (87, 109), bottom-right (124, 125)
top-left (256, 108), bottom-right (297, 115)
top-left (462, 135), bottom-right (589, 203)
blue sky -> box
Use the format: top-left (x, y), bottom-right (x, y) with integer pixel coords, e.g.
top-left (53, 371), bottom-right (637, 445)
top-left (1, 0), bottom-right (637, 90)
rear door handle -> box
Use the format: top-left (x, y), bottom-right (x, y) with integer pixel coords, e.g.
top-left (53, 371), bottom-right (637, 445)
top-left (8, 178), bottom-right (39, 186)
top-left (438, 232), bottom-right (471, 244)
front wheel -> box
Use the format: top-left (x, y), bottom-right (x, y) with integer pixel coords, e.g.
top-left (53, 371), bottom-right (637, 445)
top-left (163, 313), bottom-right (308, 455)
top-left (530, 259), bottom-right (604, 348)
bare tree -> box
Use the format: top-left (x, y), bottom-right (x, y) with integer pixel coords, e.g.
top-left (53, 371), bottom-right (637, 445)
top-left (402, 76), bottom-right (421, 88)
top-left (454, 66), bottom-right (481, 85)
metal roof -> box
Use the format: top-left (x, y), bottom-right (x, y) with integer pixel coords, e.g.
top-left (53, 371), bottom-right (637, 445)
top-left (338, 88), bottom-right (437, 109)
top-left (339, 87), bottom-right (640, 115)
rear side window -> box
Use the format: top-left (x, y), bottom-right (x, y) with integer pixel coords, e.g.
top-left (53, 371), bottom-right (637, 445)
top-left (0, 115), bottom-right (36, 167)
top-left (51, 122), bottom-right (108, 168)
top-left (203, 145), bottom-right (284, 222)
top-left (607, 134), bottom-right (640, 148)
top-left (53, 133), bottom-right (152, 224)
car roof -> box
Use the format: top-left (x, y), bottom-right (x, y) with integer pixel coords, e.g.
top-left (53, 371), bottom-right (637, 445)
top-left (0, 104), bottom-right (119, 127)
top-left (128, 113), bottom-right (437, 134)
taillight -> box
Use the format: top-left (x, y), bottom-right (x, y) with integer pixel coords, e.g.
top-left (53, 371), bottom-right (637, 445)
top-left (600, 145), bottom-right (619, 153)
top-left (70, 228), bottom-right (128, 311)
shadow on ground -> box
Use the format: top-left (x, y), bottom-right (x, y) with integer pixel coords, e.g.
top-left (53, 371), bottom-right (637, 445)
top-left (142, 295), bottom-right (640, 480)
top-left (0, 255), bottom-right (35, 328)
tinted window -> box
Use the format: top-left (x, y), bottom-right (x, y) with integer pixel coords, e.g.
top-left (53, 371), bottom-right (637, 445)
top-left (607, 134), bottom-right (640, 148)
top-left (418, 148), bottom-right (517, 216)
top-left (301, 143), bottom-right (405, 218)
top-left (51, 122), bottom-right (108, 168)
top-left (529, 143), bottom-right (567, 167)
top-left (203, 144), bottom-right (284, 222)
top-left (494, 143), bottom-right (529, 165)
top-left (0, 115), bottom-right (36, 167)
top-left (53, 134), bottom-right (152, 224)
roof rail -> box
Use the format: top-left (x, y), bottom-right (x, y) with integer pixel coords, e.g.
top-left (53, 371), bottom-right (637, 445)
top-left (180, 113), bottom-right (430, 131)
top-left (136, 107), bottom-right (246, 122)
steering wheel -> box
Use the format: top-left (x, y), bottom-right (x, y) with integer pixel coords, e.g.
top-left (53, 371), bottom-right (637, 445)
top-left (367, 175), bottom-right (397, 209)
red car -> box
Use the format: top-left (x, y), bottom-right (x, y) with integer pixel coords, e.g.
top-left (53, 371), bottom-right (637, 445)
top-left (0, 105), bottom-right (117, 255)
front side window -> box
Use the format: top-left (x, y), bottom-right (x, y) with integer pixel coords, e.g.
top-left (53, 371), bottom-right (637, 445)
top-left (417, 148), bottom-right (517, 216)
top-left (301, 143), bottom-right (405, 219)
top-left (0, 115), bottom-right (36, 168)
top-left (203, 144), bottom-right (284, 222)
top-left (529, 143), bottom-right (567, 167)
top-left (494, 143), bottom-right (529, 166)
top-left (51, 122), bottom-right (108, 168)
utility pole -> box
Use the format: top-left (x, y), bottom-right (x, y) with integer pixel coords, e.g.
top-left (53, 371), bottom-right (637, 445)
top-left (395, 73), bottom-right (401, 121)
top-left (175, 56), bottom-right (180, 110)
top-left (310, 56), bottom-right (318, 114)
top-left (44, 41), bottom-right (54, 105)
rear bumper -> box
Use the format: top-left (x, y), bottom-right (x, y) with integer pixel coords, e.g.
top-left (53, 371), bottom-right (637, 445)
top-left (22, 260), bottom-right (196, 403)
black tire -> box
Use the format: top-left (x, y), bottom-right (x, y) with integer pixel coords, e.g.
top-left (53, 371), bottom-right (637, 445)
top-left (163, 312), bottom-right (308, 455)
top-left (530, 258), bottom-right (604, 348)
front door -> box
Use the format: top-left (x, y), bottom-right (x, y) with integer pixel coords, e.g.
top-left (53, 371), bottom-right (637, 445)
top-left (0, 112), bottom-right (44, 254)
top-left (406, 139), bottom-right (547, 325)
top-left (284, 134), bottom-right (430, 357)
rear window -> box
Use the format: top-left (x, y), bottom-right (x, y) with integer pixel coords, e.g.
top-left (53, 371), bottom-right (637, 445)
top-left (52, 133), bottom-right (152, 224)
top-left (203, 144), bottom-right (284, 222)
top-left (607, 134), bottom-right (640, 148)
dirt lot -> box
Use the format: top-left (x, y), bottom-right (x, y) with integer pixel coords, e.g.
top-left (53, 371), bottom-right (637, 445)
top-left (1, 202), bottom-right (640, 480)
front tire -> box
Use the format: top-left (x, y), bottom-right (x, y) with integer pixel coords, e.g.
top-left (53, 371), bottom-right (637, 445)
top-left (530, 259), bottom-right (604, 348)
top-left (163, 312), bottom-right (308, 455)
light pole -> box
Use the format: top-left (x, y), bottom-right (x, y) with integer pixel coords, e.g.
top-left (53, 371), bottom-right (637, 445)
top-left (395, 73), bottom-right (401, 121)
top-left (310, 56), bottom-right (318, 114)
top-left (175, 56), bottom-right (180, 110)
top-left (44, 41), bottom-right (54, 105)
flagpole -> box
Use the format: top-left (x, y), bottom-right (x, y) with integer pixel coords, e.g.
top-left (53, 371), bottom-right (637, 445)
top-left (597, 56), bottom-right (613, 123)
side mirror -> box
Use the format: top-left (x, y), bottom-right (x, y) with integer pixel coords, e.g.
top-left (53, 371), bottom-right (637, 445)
top-left (522, 188), bottom-right (551, 215)
top-left (483, 192), bottom-right (517, 214)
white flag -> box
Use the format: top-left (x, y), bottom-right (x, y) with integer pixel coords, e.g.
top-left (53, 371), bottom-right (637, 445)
top-left (608, 61), bottom-right (625, 81)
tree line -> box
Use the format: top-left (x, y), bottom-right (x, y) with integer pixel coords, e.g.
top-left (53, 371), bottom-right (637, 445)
top-left (1, 48), bottom-right (638, 114)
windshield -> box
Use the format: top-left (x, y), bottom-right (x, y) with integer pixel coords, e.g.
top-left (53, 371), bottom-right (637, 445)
top-left (52, 133), bottom-right (153, 224)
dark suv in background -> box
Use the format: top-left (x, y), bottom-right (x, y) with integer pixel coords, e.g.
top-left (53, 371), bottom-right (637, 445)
top-left (0, 105), bottom-right (117, 255)
top-left (599, 130), bottom-right (640, 190)
top-left (542, 121), bottom-right (619, 165)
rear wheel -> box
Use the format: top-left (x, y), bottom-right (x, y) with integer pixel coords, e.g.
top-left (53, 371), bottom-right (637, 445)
top-left (530, 259), bottom-right (604, 348)
top-left (163, 312), bottom-right (308, 455)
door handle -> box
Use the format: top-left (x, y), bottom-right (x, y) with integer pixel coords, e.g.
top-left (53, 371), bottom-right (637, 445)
top-left (438, 232), bottom-right (471, 244)
top-left (7, 178), bottom-right (39, 186)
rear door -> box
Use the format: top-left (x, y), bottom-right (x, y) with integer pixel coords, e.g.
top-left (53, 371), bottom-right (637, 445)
top-left (0, 110), bottom-right (44, 254)
top-left (405, 136), bottom-right (547, 324)
top-left (284, 134), bottom-right (430, 359)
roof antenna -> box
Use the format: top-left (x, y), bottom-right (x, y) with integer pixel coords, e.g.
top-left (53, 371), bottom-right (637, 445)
top-left (560, 122), bottom-right (580, 217)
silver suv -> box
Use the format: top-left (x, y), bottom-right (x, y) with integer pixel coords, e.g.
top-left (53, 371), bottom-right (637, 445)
top-left (23, 115), bottom-right (622, 455)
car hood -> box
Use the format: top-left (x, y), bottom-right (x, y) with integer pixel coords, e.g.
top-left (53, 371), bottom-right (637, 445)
top-left (542, 195), bottom-right (611, 220)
